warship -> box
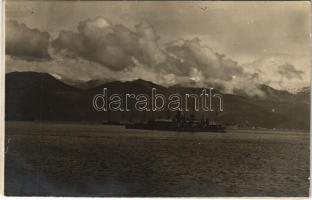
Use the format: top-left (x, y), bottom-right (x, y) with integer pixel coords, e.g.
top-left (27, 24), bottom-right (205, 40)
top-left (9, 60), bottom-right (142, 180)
top-left (125, 111), bottom-right (226, 133)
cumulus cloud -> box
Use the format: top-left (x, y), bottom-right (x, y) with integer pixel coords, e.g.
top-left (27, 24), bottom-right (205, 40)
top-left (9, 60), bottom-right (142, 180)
top-left (6, 20), bottom-right (50, 59)
top-left (52, 17), bottom-right (166, 71)
top-left (6, 17), bottom-right (309, 96)
top-left (51, 17), bottom-right (253, 94)
top-left (164, 38), bottom-right (244, 81)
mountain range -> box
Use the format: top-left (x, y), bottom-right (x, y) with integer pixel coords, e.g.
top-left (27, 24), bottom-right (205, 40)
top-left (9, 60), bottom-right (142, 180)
top-left (6, 72), bottom-right (310, 130)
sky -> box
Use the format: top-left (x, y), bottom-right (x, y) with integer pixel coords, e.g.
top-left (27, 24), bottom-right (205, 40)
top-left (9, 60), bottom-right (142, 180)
top-left (4, 1), bottom-right (311, 95)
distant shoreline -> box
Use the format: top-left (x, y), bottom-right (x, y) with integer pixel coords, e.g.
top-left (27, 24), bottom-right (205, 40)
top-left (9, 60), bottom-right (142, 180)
top-left (5, 120), bottom-right (310, 133)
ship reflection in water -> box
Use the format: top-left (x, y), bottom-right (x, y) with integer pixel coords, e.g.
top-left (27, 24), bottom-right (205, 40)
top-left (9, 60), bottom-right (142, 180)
top-left (126, 111), bottom-right (226, 133)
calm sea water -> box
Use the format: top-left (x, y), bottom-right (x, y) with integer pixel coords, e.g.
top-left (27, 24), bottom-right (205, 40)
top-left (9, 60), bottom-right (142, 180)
top-left (4, 122), bottom-right (310, 196)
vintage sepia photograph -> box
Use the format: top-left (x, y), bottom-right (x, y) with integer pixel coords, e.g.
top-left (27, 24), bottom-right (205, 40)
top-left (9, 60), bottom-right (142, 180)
top-left (3, 1), bottom-right (311, 197)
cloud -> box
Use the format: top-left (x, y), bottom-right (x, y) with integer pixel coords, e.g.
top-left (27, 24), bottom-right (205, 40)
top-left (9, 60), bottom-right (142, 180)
top-left (6, 20), bottom-right (50, 59)
top-left (277, 63), bottom-right (304, 80)
top-left (242, 56), bottom-right (309, 91)
top-left (146, 38), bottom-right (262, 95)
top-left (52, 17), bottom-right (166, 71)
top-left (164, 38), bottom-right (244, 80)
top-left (51, 17), bottom-right (252, 93)
top-left (6, 17), bottom-right (309, 96)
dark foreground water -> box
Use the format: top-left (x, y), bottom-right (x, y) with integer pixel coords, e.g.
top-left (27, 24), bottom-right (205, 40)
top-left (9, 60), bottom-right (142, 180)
top-left (5, 122), bottom-right (310, 197)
